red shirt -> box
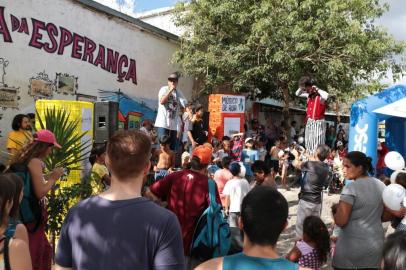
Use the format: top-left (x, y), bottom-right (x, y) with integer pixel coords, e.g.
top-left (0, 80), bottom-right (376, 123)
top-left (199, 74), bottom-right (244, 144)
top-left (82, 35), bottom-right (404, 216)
top-left (149, 169), bottom-right (221, 254)
top-left (306, 94), bottom-right (326, 120)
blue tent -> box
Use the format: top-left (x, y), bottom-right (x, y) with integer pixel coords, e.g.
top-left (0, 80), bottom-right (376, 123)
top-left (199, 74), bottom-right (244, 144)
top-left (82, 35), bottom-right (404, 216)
top-left (348, 84), bottom-right (406, 166)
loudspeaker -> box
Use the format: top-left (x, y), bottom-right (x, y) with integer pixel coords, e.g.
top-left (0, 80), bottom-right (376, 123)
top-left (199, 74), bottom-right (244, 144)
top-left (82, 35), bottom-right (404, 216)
top-left (94, 101), bottom-right (119, 144)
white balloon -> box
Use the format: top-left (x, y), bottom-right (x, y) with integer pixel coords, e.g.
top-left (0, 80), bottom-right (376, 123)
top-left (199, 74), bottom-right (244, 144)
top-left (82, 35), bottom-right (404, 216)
top-left (298, 136), bottom-right (304, 144)
top-left (238, 162), bottom-right (246, 178)
top-left (382, 184), bottom-right (405, 211)
top-left (390, 170), bottom-right (406, 184)
top-left (384, 151), bottom-right (405, 171)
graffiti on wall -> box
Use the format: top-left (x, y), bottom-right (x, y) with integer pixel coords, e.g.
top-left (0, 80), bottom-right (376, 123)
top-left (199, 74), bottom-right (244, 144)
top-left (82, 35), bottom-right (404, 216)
top-left (99, 89), bottom-right (157, 130)
top-left (56, 73), bottom-right (77, 95)
top-left (0, 6), bottom-right (137, 85)
top-left (0, 57), bottom-right (20, 109)
top-left (28, 71), bottom-right (54, 98)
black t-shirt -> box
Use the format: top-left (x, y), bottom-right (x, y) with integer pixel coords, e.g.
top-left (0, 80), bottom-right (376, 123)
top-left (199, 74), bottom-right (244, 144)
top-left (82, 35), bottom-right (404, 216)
top-left (299, 161), bottom-right (329, 204)
top-left (192, 119), bottom-right (207, 145)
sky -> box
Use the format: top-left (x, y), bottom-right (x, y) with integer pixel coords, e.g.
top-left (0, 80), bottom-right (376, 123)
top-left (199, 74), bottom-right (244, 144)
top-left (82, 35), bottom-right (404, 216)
top-left (94, 0), bottom-right (405, 40)
top-left (94, 0), bottom-right (406, 82)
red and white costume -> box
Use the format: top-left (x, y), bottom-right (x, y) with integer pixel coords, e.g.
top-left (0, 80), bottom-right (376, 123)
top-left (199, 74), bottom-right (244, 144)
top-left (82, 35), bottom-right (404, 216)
top-left (296, 86), bottom-right (329, 154)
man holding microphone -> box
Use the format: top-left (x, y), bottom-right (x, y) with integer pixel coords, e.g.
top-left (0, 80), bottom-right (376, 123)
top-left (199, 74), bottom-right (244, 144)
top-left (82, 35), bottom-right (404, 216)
top-left (154, 72), bottom-right (188, 151)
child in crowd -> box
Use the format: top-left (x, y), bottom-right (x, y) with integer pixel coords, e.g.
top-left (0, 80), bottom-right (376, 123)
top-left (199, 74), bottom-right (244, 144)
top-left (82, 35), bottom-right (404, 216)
top-left (139, 119), bottom-right (153, 137)
top-left (251, 160), bottom-right (277, 189)
top-left (330, 203), bottom-right (341, 257)
top-left (223, 162), bottom-right (251, 227)
top-left (287, 216), bottom-right (330, 270)
top-left (230, 132), bottom-right (244, 161)
top-left (213, 156), bottom-right (233, 206)
top-left (214, 136), bottom-right (232, 163)
top-left (181, 142), bottom-right (191, 169)
top-left (154, 135), bottom-right (175, 181)
top-left (381, 231), bottom-right (406, 270)
top-left (269, 137), bottom-right (282, 179)
top-left (256, 135), bottom-right (267, 161)
top-left (241, 137), bottom-right (259, 182)
top-left (89, 144), bottom-right (110, 195)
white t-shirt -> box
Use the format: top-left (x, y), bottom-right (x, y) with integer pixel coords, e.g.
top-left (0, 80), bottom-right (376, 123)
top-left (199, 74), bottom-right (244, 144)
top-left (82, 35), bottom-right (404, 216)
top-left (182, 112), bottom-right (192, 142)
top-left (154, 86), bottom-right (187, 130)
top-left (223, 178), bottom-right (251, 213)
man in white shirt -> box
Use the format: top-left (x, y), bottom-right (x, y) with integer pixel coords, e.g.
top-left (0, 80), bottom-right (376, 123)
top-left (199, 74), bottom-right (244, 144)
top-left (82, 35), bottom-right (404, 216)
top-left (154, 72), bottom-right (187, 150)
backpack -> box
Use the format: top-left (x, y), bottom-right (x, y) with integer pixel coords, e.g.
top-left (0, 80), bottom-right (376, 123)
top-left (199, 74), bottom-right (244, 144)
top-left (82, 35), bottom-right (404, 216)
top-left (190, 179), bottom-right (231, 261)
top-left (7, 163), bottom-right (42, 230)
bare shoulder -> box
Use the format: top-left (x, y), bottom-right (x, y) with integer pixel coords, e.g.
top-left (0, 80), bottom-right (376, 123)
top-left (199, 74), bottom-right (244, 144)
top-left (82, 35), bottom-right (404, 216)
top-left (9, 238), bottom-right (32, 270)
top-left (194, 257), bottom-right (223, 270)
top-left (28, 158), bottom-right (42, 167)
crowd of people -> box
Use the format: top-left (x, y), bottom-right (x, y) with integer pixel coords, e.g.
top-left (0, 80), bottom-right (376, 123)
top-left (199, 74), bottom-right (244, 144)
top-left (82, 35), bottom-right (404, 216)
top-left (0, 73), bottom-right (405, 270)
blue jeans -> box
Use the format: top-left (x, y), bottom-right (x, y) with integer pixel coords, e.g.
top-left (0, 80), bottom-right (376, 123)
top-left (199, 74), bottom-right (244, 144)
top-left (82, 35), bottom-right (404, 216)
top-left (157, 127), bottom-right (178, 151)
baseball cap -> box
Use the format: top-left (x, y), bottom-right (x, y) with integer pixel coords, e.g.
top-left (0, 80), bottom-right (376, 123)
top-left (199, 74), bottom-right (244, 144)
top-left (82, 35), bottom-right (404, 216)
top-left (34, 129), bottom-right (61, 148)
top-left (245, 137), bottom-right (254, 144)
top-left (168, 72), bottom-right (179, 80)
top-left (192, 145), bottom-right (213, 165)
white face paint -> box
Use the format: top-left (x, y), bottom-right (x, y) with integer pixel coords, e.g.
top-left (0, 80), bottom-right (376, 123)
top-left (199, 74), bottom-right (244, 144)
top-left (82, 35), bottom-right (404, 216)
top-left (354, 123), bottom-right (368, 153)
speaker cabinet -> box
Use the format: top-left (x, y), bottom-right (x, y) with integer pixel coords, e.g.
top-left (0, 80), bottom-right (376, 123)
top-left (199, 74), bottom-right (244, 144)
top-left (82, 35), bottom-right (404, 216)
top-left (94, 101), bottom-right (119, 144)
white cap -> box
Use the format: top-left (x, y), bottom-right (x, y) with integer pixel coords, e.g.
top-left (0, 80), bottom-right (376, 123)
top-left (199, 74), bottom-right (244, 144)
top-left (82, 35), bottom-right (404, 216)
top-left (245, 137), bottom-right (254, 144)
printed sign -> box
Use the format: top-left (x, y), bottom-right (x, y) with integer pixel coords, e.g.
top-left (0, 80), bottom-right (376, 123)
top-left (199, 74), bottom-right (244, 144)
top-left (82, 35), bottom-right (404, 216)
top-left (224, 117), bottom-right (241, 136)
top-left (354, 123), bottom-right (368, 153)
top-left (81, 108), bottom-right (92, 132)
top-left (221, 95), bottom-right (245, 113)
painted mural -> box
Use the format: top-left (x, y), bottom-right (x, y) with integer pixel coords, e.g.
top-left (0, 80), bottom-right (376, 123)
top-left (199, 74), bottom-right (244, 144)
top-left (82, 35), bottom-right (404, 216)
top-left (0, 57), bottom-right (20, 109)
top-left (99, 89), bottom-right (157, 130)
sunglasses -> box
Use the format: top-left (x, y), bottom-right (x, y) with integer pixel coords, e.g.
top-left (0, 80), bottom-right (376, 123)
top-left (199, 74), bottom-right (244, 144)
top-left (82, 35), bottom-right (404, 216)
top-left (168, 78), bottom-right (178, 82)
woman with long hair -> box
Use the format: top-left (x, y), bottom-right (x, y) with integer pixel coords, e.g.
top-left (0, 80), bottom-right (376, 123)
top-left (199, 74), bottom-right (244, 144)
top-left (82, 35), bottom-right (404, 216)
top-left (0, 174), bottom-right (32, 270)
top-left (8, 129), bottom-right (64, 270)
top-left (332, 151), bottom-right (389, 270)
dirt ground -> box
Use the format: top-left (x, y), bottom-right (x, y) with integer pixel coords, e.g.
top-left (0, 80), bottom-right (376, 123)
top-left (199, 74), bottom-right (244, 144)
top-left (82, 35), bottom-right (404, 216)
top-left (276, 187), bottom-right (340, 269)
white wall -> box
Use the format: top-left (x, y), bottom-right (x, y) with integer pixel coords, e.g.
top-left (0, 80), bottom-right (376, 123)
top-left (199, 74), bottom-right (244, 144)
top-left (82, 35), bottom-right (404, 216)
top-left (0, 0), bottom-right (193, 157)
top-left (138, 8), bottom-right (186, 37)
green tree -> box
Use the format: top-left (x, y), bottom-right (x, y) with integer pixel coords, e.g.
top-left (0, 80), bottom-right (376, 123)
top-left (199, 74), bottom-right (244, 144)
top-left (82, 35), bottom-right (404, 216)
top-left (173, 0), bottom-right (405, 122)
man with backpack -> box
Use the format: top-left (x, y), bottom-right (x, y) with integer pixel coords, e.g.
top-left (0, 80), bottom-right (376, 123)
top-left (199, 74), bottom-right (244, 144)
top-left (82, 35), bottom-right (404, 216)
top-left (195, 186), bottom-right (304, 270)
top-left (146, 145), bottom-right (224, 268)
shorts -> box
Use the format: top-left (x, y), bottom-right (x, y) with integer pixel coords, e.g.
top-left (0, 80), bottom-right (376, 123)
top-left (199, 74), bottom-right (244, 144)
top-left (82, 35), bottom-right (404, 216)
top-left (154, 169), bottom-right (168, 181)
top-left (269, 159), bottom-right (279, 172)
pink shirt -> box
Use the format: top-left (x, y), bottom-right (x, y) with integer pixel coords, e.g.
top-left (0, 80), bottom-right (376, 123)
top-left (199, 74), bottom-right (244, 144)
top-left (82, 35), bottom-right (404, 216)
top-left (213, 168), bottom-right (233, 205)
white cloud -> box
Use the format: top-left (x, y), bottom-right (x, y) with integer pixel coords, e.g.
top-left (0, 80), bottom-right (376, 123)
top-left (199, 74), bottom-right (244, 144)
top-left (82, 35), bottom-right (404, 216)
top-left (94, 0), bottom-right (137, 17)
top-left (377, 0), bottom-right (406, 41)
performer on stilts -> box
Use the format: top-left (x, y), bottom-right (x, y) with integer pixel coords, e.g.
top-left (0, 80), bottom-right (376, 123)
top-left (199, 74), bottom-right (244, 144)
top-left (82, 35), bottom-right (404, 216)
top-left (296, 76), bottom-right (329, 155)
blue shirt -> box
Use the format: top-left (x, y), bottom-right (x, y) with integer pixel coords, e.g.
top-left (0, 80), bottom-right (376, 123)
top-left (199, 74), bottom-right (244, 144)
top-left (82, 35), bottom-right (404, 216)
top-left (241, 149), bottom-right (259, 177)
top-left (55, 196), bottom-right (185, 270)
top-left (223, 253), bottom-right (299, 270)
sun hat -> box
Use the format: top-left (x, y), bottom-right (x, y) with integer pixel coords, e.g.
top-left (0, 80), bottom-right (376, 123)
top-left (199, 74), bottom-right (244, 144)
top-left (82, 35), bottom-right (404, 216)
top-left (34, 129), bottom-right (61, 148)
top-left (192, 145), bottom-right (213, 165)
